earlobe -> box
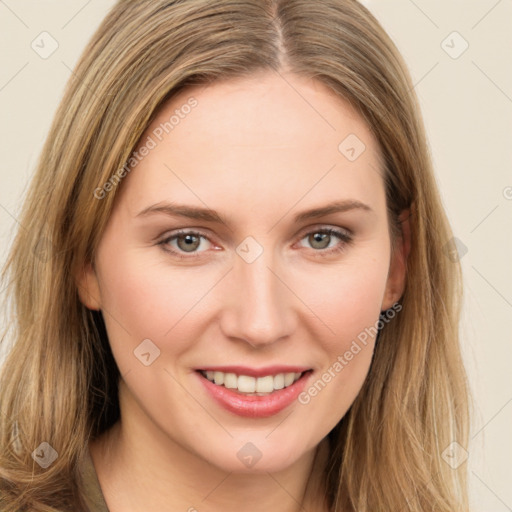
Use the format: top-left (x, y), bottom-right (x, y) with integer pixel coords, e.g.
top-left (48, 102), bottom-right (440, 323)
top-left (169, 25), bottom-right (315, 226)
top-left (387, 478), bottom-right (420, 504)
top-left (76, 262), bottom-right (102, 311)
top-left (381, 208), bottom-right (412, 311)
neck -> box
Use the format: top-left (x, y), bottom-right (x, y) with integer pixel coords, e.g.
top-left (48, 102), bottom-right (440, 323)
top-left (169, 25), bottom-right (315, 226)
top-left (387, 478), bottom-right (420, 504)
top-left (89, 384), bottom-right (330, 512)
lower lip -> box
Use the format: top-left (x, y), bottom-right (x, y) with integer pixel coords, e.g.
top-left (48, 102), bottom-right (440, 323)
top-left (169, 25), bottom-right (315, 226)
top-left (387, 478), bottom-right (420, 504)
top-left (196, 371), bottom-right (312, 418)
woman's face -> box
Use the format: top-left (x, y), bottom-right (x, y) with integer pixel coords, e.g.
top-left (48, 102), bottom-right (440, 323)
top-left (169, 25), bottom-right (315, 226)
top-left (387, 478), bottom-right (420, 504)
top-left (79, 71), bottom-right (407, 473)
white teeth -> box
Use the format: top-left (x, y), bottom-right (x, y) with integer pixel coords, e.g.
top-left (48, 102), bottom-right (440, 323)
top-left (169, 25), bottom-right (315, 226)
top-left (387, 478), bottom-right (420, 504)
top-left (238, 375), bottom-right (256, 393)
top-left (224, 372), bottom-right (237, 389)
top-left (273, 373), bottom-right (285, 390)
top-left (201, 370), bottom-right (305, 394)
top-left (284, 372), bottom-right (295, 387)
top-left (256, 375), bottom-right (274, 393)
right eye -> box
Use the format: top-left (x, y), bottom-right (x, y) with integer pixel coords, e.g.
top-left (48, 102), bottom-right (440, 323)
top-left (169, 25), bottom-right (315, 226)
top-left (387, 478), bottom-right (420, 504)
top-left (158, 229), bottom-right (214, 259)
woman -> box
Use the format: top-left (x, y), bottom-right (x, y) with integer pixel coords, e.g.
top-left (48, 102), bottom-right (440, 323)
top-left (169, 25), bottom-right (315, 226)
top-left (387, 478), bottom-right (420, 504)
top-left (0, 0), bottom-right (470, 510)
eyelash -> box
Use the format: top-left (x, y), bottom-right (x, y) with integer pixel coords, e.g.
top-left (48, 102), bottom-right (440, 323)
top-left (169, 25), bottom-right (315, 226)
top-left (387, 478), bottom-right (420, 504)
top-left (158, 227), bottom-right (353, 260)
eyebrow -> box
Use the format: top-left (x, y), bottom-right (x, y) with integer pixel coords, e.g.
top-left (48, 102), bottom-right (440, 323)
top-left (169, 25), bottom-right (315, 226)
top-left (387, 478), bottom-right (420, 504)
top-left (136, 199), bottom-right (373, 225)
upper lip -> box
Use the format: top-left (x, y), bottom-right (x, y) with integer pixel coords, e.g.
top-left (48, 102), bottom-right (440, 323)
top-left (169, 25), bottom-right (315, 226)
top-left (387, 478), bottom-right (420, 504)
top-left (196, 365), bottom-right (313, 378)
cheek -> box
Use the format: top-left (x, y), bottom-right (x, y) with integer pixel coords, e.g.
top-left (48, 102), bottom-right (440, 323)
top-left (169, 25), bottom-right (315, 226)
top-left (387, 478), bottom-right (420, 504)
top-left (293, 253), bottom-right (389, 420)
top-left (298, 252), bottom-right (390, 350)
top-left (95, 248), bottom-right (212, 368)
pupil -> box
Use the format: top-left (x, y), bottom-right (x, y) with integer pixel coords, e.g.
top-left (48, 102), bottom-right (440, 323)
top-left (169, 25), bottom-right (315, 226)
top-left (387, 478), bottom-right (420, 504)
top-left (179, 234), bottom-right (199, 252)
top-left (312, 233), bottom-right (329, 249)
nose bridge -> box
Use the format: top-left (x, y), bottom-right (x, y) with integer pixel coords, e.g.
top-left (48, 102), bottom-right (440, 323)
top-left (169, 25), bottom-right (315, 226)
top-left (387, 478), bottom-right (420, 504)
top-left (221, 239), bottom-right (293, 346)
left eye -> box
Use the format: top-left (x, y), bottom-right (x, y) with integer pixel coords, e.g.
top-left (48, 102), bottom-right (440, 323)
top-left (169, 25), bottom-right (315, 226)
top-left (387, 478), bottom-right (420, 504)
top-left (159, 227), bottom-right (352, 259)
top-left (297, 228), bottom-right (352, 254)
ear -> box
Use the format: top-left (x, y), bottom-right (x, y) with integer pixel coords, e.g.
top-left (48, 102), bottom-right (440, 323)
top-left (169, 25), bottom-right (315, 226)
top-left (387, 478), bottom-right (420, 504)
top-left (381, 208), bottom-right (411, 311)
top-left (76, 262), bottom-right (102, 311)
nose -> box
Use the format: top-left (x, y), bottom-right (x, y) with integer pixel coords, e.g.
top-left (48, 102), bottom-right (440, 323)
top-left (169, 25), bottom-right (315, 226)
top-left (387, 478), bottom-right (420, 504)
top-left (219, 246), bottom-right (295, 348)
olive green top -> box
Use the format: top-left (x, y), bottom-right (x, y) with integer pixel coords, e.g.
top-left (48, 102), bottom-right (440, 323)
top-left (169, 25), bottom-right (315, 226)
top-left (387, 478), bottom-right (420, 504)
top-left (80, 446), bottom-right (109, 512)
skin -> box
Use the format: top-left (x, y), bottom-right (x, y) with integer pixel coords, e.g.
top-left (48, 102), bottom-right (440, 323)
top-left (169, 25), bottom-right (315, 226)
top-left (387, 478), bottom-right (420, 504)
top-left (79, 70), bottom-right (410, 512)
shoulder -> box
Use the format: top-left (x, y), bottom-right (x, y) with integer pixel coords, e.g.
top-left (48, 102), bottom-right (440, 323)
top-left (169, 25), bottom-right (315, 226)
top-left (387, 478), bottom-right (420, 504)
top-left (78, 444), bottom-right (110, 512)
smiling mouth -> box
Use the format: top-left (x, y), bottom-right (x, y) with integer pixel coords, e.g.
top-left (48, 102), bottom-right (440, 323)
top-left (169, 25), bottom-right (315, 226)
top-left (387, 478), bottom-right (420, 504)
top-left (197, 369), bottom-right (312, 396)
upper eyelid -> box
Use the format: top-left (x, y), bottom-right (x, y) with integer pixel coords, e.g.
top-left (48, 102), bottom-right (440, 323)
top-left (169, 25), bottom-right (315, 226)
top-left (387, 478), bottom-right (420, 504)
top-left (160, 224), bottom-right (352, 250)
top-left (160, 224), bottom-right (352, 240)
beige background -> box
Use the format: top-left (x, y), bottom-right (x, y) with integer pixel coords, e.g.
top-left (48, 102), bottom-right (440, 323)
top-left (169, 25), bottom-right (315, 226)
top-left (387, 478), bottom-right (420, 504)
top-left (1, 1), bottom-right (511, 509)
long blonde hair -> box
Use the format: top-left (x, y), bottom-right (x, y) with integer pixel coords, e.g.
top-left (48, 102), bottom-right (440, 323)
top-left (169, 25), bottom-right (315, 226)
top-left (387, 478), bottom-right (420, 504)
top-left (0, 0), bottom-right (470, 510)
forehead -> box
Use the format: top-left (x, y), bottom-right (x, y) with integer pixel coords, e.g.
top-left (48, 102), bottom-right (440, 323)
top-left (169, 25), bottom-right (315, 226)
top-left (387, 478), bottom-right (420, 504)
top-left (116, 72), bottom-right (385, 219)
top-left (154, 72), bottom-right (378, 157)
